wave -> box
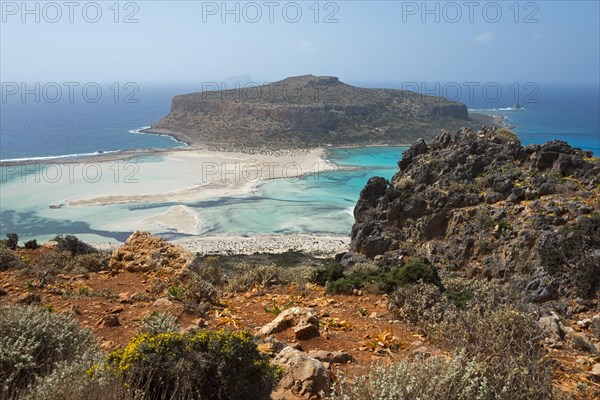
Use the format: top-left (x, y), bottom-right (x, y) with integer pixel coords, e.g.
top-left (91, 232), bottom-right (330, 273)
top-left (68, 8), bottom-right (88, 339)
top-left (129, 126), bottom-right (188, 147)
top-left (0, 150), bottom-right (122, 163)
top-left (468, 107), bottom-right (526, 112)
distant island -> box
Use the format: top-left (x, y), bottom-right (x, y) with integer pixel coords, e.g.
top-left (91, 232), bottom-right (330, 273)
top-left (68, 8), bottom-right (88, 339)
top-left (144, 75), bottom-right (497, 148)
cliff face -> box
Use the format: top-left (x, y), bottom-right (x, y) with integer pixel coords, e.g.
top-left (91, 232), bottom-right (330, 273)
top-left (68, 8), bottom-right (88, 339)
top-left (348, 127), bottom-right (600, 301)
top-left (146, 75), bottom-right (487, 147)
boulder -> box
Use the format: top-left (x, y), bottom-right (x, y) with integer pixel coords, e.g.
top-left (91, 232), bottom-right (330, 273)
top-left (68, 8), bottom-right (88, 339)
top-left (307, 350), bottom-right (353, 364)
top-left (538, 313), bottom-right (565, 342)
top-left (109, 231), bottom-right (191, 272)
top-left (17, 292), bottom-right (41, 304)
top-left (273, 346), bottom-right (330, 399)
top-left (259, 307), bottom-right (320, 340)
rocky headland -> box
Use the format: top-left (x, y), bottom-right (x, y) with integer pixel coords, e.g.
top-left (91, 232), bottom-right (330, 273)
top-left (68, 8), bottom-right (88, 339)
top-left (347, 126), bottom-right (600, 302)
top-left (144, 75), bottom-right (496, 149)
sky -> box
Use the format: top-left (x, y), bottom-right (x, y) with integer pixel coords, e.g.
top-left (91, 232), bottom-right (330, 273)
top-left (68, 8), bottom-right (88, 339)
top-left (1, 0), bottom-right (599, 85)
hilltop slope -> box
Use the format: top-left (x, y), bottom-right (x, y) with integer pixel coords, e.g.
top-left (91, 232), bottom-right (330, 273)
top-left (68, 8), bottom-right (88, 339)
top-left (347, 127), bottom-right (600, 301)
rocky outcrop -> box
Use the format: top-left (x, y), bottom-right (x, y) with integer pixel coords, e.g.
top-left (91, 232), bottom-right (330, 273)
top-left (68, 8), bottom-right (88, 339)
top-left (259, 307), bottom-right (320, 340)
top-left (109, 231), bottom-right (191, 272)
top-left (349, 127), bottom-right (600, 300)
top-left (145, 75), bottom-right (493, 148)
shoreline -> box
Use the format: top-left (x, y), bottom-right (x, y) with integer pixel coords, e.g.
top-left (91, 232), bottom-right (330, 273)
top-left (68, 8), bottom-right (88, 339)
top-left (1, 110), bottom-right (504, 167)
top-left (171, 234), bottom-right (350, 256)
top-left (90, 233), bottom-right (351, 256)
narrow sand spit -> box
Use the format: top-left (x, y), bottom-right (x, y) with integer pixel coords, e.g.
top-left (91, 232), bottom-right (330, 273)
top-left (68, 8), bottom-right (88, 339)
top-left (65, 147), bottom-right (329, 207)
top-left (137, 205), bottom-right (202, 235)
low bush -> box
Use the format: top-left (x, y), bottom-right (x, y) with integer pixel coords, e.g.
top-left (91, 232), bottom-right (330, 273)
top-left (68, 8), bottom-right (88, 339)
top-left (24, 239), bottom-right (39, 250)
top-left (23, 354), bottom-right (125, 400)
top-left (313, 262), bottom-right (345, 286)
top-left (0, 245), bottom-right (28, 271)
top-left (53, 235), bottom-right (98, 257)
top-left (389, 277), bottom-right (552, 399)
top-left (107, 330), bottom-right (281, 400)
top-left (325, 259), bottom-right (442, 295)
top-left (0, 305), bottom-right (98, 398)
top-left (6, 233), bottom-right (19, 250)
top-left (226, 263), bottom-right (297, 292)
top-left (331, 352), bottom-right (491, 400)
top-left (540, 214), bottom-right (600, 298)
top-left (67, 252), bottom-right (110, 273)
top-left (139, 311), bottom-right (179, 334)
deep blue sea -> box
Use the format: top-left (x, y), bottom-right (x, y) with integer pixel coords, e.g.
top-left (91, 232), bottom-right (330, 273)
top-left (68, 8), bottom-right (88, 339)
top-left (1, 82), bottom-right (598, 160)
top-left (356, 82), bottom-right (599, 155)
top-left (0, 82), bottom-right (598, 241)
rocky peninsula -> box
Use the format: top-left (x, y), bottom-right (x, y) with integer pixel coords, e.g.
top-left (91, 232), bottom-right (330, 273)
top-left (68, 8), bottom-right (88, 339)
top-left (144, 75), bottom-right (496, 148)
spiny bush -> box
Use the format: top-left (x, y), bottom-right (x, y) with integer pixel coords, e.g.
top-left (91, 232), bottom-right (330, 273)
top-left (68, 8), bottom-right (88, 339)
top-left (0, 245), bottom-right (28, 271)
top-left (107, 330), bottom-right (282, 400)
top-left (67, 252), bottom-right (111, 273)
top-left (539, 214), bottom-right (600, 298)
top-left (53, 234), bottom-right (98, 257)
top-left (390, 277), bottom-right (552, 399)
top-left (331, 351), bottom-right (491, 400)
top-left (23, 353), bottom-right (125, 400)
top-left (20, 250), bottom-right (110, 280)
top-left (188, 254), bottom-right (227, 287)
top-left (0, 305), bottom-right (98, 398)
top-left (6, 233), bottom-right (18, 250)
top-left (226, 263), bottom-right (295, 292)
top-left (24, 239), bottom-right (39, 250)
top-left (139, 311), bottom-right (180, 334)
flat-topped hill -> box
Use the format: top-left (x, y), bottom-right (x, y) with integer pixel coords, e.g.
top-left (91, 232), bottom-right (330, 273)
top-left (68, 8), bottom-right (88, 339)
top-left (145, 75), bottom-right (494, 148)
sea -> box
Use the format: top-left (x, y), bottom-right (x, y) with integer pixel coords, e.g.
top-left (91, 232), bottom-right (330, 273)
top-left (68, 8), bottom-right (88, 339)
top-left (1, 82), bottom-right (598, 242)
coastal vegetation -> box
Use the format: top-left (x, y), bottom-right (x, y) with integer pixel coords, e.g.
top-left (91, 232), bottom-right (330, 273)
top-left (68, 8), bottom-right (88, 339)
top-left (1, 129), bottom-right (599, 399)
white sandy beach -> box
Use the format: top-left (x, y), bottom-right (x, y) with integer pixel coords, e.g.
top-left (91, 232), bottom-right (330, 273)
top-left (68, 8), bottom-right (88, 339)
top-left (2, 146), bottom-right (354, 240)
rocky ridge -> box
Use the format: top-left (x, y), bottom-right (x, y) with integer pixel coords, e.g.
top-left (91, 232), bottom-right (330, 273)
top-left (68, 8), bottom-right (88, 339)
top-left (145, 75), bottom-right (495, 148)
top-left (347, 127), bottom-right (600, 301)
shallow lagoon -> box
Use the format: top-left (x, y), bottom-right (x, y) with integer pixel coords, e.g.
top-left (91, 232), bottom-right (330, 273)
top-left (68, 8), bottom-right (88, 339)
top-left (0, 147), bottom-right (405, 242)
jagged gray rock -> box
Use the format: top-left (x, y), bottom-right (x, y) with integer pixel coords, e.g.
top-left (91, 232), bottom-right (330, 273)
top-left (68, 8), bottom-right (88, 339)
top-left (350, 127), bottom-right (600, 300)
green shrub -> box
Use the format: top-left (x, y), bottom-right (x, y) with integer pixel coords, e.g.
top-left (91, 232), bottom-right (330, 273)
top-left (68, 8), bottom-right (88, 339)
top-left (389, 259), bottom-right (442, 288)
top-left (24, 239), bottom-right (39, 250)
top-left (313, 262), bottom-right (345, 286)
top-left (6, 233), bottom-right (18, 250)
top-left (53, 235), bottom-right (97, 257)
top-left (325, 259), bottom-right (442, 295)
top-left (0, 305), bottom-right (98, 398)
top-left (107, 330), bottom-right (281, 400)
top-left (0, 245), bottom-right (27, 271)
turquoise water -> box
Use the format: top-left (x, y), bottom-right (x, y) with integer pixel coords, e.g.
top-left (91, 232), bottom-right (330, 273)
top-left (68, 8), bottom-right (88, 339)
top-left (2, 83), bottom-right (597, 241)
top-left (0, 147), bottom-right (406, 241)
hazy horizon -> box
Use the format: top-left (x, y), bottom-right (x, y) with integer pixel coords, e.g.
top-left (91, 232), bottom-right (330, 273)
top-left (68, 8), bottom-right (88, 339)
top-left (2, 1), bottom-right (599, 85)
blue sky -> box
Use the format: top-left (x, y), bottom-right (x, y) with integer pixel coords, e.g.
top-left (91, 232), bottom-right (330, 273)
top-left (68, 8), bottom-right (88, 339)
top-left (1, 1), bottom-right (599, 84)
